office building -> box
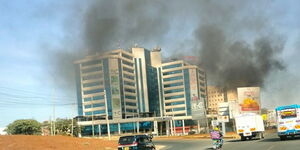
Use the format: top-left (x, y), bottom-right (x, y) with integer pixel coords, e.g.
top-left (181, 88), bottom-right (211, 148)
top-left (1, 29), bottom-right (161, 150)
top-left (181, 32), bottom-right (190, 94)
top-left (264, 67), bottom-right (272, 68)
top-left (74, 49), bottom-right (137, 119)
top-left (160, 60), bottom-right (207, 117)
top-left (207, 86), bottom-right (226, 115)
top-left (74, 47), bottom-right (208, 136)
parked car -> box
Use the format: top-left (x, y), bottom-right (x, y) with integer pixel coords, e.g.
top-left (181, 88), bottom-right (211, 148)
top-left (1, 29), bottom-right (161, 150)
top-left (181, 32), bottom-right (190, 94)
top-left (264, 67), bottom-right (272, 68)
top-left (118, 135), bottom-right (156, 150)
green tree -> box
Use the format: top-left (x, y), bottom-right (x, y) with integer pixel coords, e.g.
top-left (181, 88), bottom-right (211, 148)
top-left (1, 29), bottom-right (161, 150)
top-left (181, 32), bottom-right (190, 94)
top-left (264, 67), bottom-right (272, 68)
top-left (55, 118), bottom-right (72, 135)
top-left (42, 118), bottom-right (82, 136)
top-left (6, 119), bottom-right (41, 135)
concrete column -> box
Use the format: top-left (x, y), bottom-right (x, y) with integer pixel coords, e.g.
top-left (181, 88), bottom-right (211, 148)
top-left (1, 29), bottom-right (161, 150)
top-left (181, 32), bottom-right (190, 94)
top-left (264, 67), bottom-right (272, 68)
top-left (170, 120), bottom-right (173, 136)
top-left (197, 120), bottom-right (201, 134)
top-left (173, 120), bottom-right (176, 135)
top-left (166, 121), bottom-right (170, 136)
top-left (154, 121), bottom-right (158, 136)
top-left (137, 122), bottom-right (140, 134)
top-left (98, 124), bottom-right (101, 137)
top-left (118, 123), bottom-right (121, 135)
top-left (182, 120), bottom-right (185, 135)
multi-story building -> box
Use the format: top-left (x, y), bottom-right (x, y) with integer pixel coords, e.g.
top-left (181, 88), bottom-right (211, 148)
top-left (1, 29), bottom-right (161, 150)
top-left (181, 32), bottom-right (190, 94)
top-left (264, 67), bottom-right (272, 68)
top-left (207, 86), bottom-right (226, 115)
top-left (74, 49), bottom-right (137, 119)
top-left (160, 60), bottom-right (207, 117)
top-left (74, 47), bottom-right (208, 136)
top-left (131, 47), bottom-right (162, 116)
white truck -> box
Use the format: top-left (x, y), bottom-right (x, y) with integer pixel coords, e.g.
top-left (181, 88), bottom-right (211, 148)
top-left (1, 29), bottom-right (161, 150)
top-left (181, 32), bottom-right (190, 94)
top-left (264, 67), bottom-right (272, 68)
top-left (235, 113), bottom-right (265, 141)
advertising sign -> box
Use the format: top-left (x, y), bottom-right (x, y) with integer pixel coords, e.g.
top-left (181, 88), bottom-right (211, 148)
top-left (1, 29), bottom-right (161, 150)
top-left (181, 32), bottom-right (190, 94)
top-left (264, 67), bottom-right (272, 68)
top-left (211, 120), bottom-right (219, 127)
top-left (109, 59), bottom-right (122, 119)
top-left (238, 87), bottom-right (261, 114)
top-left (217, 116), bottom-right (229, 123)
top-left (218, 102), bottom-right (229, 116)
top-left (189, 69), bottom-right (206, 120)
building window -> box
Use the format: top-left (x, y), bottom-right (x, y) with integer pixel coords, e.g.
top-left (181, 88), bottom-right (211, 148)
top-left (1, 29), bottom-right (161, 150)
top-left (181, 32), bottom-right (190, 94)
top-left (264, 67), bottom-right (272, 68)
top-left (124, 74), bottom-right (135, 80)
top-left (126, 109), bottom-right (137, 113)
top-left (85, 111), bottom-right (92, 115)
top-left (126, 102), bottom-right (136, 106)
top-left (84, 105), bottom-right (92, 109)
top-left (81, 66), bottom-right (102, 74)
top-left (93, 103), bottom-right (105, 107)
top-left (84, 97), bottom-right (92, 102)
top-left (93, 95), bottom-right (104, 100)
top-left (123, 60), bottom-right (134, 67)
top-left (125, 95), bottom-right (136, 99)
top-left (163, 76), bottom-right (183, 82)
top-left (125, 88), bottom-right (135, 93)
top-left (123, 67), bottom-right (134, 73)
top-left (163, 70), bottom-right (182, 76)
top-left (165, 101), bottom-right (185, 106)
top-left (164, 82), bottom-right (184, 88)
top-left (162, 63), bottom-right (182, 70)
top-left (83, 89), bottom-right (104, 95)
top-left (82, 74), bottom-right (103, 81)
top-left (122, 53), bottom-right (133, 60)
top-left (82, 81), bottom-right (102, 88)
top-left (94, 110), bottom-right (105, 115)
top-left (81, 60), bottom-right (102, 67)
top-left (164, 88), bottom-right (184, 94)
top-left (165, 95), bottom-right (184, 100)
top-left (124, 81), bottom-right (135, 86)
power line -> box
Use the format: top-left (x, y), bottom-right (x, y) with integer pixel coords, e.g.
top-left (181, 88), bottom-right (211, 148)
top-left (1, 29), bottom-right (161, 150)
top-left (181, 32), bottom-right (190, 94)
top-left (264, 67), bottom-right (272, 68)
top-left (0, 86), bottom-right (76, 99)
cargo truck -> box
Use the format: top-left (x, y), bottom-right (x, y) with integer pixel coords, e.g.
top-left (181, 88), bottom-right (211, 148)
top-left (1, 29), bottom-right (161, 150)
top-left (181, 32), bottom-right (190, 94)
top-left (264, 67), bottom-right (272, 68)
top-left (275, 104), bottom-right (300, 141)
top-left (235, 113), bottom-right (265, 141)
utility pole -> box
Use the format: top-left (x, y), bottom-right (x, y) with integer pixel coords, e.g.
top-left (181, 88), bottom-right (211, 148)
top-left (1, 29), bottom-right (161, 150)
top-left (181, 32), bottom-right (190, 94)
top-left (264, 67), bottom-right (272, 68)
top-left (50, 116), bottom-right (53, 136)
top-left (71, 117), bottom-right (74, 137)
top-left (104, 90), bottom-right (111, 140)
top-left (52, 87), bottom-right (56, 136)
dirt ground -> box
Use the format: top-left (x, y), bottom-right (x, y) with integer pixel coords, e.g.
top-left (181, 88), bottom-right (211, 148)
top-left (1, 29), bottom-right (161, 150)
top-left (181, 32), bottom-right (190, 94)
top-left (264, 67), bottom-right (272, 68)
top-left (0, 135), bottom-right (118, 150)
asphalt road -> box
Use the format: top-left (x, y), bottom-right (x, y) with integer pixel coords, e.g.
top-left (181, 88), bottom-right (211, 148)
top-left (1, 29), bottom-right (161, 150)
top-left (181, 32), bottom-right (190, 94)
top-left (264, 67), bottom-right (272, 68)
top-left (153, 133), bottom-right (300, 150)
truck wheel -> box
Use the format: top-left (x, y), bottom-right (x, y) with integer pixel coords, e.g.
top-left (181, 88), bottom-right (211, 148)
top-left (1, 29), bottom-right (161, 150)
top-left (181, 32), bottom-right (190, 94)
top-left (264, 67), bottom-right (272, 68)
top-left (241, 136), bottom-right (246, 141)
top-left (280, 136), bottom-right (286, 141)
top-left (258, 133), bottom-right (263, 140)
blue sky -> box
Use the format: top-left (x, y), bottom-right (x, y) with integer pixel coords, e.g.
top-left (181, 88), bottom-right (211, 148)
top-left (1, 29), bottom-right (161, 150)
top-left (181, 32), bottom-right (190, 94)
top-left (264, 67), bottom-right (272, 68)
top-left (0, 0), bottom-right (300, 127)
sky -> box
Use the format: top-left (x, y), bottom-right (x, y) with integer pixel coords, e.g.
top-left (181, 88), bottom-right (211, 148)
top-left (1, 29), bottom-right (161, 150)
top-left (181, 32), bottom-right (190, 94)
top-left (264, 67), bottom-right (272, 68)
top-left (0, 0), bottom-right (300, 127)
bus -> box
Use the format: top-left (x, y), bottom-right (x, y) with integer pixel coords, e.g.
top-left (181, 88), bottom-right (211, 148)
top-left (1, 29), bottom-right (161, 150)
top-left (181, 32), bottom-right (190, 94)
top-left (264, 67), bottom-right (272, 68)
top-left (275, 104), bottom-right (300, 140)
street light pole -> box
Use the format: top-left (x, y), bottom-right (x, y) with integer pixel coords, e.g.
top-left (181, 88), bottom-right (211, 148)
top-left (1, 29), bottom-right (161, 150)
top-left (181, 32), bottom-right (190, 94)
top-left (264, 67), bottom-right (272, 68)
top-left (104, 90), bottom-right (111, 140)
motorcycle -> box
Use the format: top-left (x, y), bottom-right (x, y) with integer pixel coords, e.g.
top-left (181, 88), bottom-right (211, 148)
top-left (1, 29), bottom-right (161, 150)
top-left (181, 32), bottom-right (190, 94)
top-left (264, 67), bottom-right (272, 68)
top-left (212, 139), bottom-right (223, 150)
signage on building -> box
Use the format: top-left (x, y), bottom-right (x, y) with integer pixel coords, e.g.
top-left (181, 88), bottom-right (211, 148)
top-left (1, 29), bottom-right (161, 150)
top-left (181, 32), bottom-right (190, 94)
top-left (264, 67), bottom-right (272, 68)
top-left (109, 59), bottom-right (122, 119)
top-left (211, 120), bottom-right (219, 127)
top-left (218, 102), bottom-right (229, 116)
top-left (189, 69), bottom-right (206, 120)
top-left (237, 87), bottom-right (261, 114)
top-left (191, 97), bottom-right (206, 120)
top-left (217, 115), bottom-right (229, 123)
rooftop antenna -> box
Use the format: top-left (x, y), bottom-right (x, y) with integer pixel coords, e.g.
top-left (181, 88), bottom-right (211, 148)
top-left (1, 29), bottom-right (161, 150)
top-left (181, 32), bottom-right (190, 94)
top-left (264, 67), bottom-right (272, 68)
top-left (116, 40), bottom-right (121, 49)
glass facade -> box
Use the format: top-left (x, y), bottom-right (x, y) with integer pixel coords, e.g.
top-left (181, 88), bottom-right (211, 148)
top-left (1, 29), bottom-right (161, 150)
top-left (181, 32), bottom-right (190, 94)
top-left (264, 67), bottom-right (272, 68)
top-left (184, 69), bottom-right (191, 116)
top-left (76, 49), bottom-right (207, 127)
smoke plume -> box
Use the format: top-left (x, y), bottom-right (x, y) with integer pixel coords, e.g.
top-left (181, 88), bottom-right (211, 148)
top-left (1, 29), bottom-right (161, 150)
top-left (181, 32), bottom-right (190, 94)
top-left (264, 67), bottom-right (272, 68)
top-left (47, 0), bottom-right (286, 91)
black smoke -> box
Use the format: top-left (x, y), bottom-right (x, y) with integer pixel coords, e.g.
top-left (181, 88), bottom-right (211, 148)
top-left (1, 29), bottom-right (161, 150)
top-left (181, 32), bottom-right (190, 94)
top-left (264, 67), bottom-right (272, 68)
top-left (46, 0), bottom-right (286, 91)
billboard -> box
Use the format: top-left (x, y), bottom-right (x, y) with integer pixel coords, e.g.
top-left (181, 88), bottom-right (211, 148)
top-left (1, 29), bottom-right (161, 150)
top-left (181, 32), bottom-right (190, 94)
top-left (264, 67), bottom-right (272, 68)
top-left (189, 69), bottom-right (206, 120)
top-left (238, 87), bottom-right (261, 114)
top-left (109, 59), bottom-right (122, 119)
top-left (217, 115), bottom-right (229, 123)
top-left (218, 102), bottom-right (229, 116)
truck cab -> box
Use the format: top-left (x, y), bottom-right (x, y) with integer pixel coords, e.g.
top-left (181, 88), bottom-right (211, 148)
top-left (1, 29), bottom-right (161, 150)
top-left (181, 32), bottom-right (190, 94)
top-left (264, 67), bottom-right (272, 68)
top-left (276, 104), bottom-right (300, 140)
